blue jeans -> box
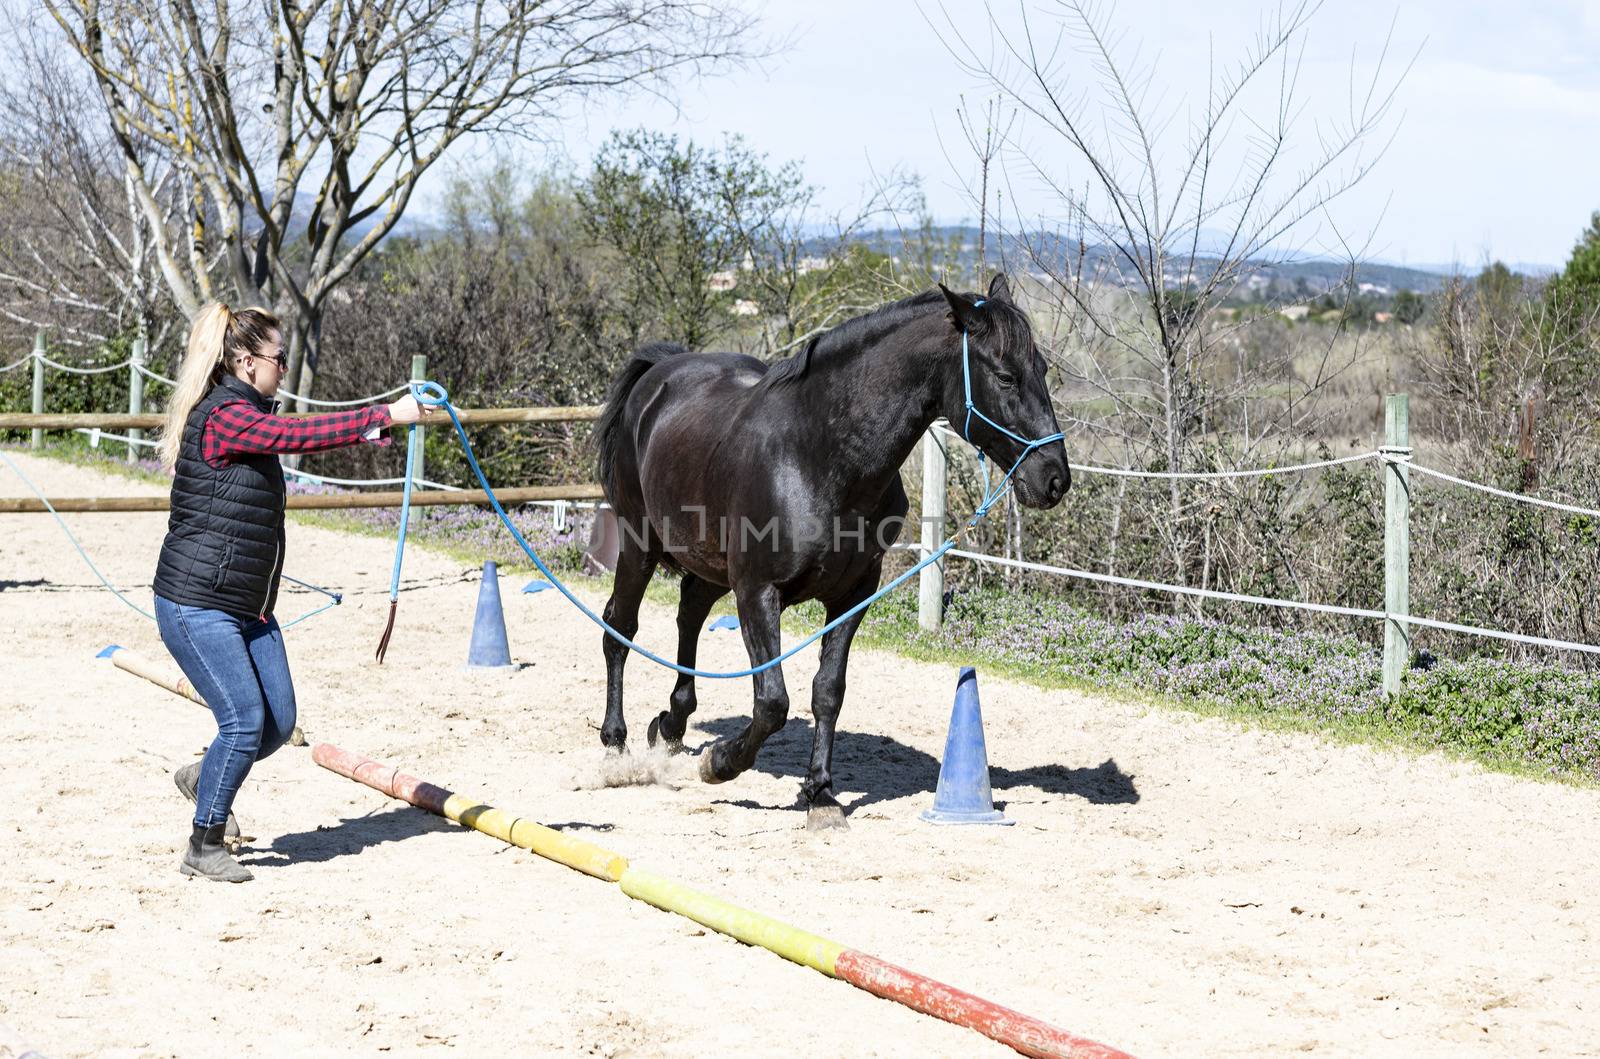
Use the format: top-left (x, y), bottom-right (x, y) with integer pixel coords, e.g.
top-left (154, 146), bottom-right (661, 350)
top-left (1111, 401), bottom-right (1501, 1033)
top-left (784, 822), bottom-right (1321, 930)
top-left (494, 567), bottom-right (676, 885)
top-left (155, 595), bottom-right (298, 827)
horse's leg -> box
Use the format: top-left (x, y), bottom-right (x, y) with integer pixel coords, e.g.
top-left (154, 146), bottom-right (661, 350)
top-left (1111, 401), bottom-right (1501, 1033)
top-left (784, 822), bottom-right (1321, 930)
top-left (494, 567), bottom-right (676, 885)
top-left (699, 582), bottom-right (788, 784)
top-left (599, 533), bottom-right (657, 752)
top-left (647, 573), bottom-right (728, 752)
top-left (800, 569), bottom-right (879, 831)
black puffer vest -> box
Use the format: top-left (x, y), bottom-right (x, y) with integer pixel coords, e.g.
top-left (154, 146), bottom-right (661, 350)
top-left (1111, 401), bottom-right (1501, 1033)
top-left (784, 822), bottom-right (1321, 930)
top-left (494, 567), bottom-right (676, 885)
top-left (153, 375), bottom-right (286, 621)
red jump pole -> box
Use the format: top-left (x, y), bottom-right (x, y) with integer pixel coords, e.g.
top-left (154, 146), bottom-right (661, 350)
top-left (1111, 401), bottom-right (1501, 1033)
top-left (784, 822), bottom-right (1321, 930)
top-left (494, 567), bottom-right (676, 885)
top-left (834, 950), bottom-right (1133, 1059)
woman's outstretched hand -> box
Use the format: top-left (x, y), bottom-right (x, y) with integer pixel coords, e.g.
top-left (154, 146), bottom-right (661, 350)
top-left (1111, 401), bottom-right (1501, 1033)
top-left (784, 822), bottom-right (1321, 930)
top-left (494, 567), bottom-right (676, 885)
top-left (387, 394), bottom-right (438, 424)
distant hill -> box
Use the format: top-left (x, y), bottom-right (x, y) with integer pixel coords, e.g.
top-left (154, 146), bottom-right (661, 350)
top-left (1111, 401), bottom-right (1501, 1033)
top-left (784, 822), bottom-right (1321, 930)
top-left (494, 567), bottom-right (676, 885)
top-left (1407, 260), bottom-right (1558, 279)
top-left (841, 225), bottom-right (1518, 296)
top-left (346, 209), bottom-right (1554, 297)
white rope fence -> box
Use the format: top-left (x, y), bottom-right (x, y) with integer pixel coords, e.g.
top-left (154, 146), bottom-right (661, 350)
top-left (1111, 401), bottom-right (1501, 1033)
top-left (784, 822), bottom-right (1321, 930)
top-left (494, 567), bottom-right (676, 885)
top-left (280, 466), bottom-right (460, 491)
top-left (939, 549), bottom-right (1600, 657)
top-left (132, 362), bottom-right (411, 407)
top-left (931, 421), bottom-right (1381, 481)
top-left (4, 348), bottom-right (413, 407)
top-left (33, 352), bottom-right (133, 375)
top-left (925, 411), bottom-right (1600, 661)
top-left (278, 383), bottom-right (412, 407)
top-left (1073, 451), bottom-right (1379, 480)
top-left (1408, 462), bottom-right (1600, 521)
top-left (932, 422), bottom-right (1600, 519)
top-left (130, 363), bottom-right (173, 384)
top-left (74, 427), bottom-right (157, 450)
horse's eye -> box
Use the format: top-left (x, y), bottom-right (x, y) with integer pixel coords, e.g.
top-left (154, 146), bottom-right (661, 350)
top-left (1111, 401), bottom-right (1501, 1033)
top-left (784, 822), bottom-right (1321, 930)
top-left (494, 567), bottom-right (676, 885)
top-left (994, 371), bottom-right (1017, 390)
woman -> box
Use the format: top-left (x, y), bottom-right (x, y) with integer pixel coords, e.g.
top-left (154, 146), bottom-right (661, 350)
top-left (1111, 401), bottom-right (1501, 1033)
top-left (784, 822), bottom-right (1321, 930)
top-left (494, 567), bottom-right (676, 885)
top-left (154, 303), bottom-right (432, 882)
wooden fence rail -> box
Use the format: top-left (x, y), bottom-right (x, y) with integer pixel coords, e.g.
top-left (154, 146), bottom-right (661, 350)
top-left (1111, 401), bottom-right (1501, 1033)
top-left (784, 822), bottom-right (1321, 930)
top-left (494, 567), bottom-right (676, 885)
top-left (0, 484), bottom-right (606, 514)
top-left (0, 406), bottom-right (603, 431)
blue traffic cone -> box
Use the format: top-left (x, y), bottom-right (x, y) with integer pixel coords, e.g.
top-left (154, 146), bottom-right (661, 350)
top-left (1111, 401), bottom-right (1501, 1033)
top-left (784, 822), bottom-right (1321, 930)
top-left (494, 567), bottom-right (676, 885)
top-left (466, 561), bottom-right (514, 669)
top-left (921, 667), bottom-right (1013, 825)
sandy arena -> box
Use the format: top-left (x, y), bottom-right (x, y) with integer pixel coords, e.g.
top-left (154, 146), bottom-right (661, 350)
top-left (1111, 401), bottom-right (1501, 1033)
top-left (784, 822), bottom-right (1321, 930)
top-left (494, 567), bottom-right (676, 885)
top-left (2, 450), bottom-right (1598, 1058)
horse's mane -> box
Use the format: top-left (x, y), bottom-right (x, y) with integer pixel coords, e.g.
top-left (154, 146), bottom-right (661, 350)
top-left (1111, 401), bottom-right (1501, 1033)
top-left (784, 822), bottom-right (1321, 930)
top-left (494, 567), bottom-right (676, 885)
top-left (758, 287), bottom-right (1029, 388)
top-left (759, 290), bottom-right (946, 387)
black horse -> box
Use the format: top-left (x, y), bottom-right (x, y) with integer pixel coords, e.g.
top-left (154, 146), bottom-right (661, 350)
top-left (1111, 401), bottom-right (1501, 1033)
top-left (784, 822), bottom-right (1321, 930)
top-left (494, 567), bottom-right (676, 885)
top-left (593, 275), bottom-right (1069, 828)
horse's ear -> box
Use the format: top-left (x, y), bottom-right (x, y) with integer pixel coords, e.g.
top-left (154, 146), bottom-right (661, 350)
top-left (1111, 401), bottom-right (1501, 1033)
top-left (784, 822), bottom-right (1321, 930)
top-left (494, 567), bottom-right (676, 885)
top-left (987, 273), bottom-right (1013, 303)
top-left (939, 282), bottom-right (980, 329)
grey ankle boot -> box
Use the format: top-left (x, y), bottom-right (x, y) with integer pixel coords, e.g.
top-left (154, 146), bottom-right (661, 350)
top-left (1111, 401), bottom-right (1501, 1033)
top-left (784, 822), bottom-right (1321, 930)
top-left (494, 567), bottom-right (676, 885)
top-left (173, 761), bottom-right (243, 845)
top-left (180, 823), bottom-right (253, 882)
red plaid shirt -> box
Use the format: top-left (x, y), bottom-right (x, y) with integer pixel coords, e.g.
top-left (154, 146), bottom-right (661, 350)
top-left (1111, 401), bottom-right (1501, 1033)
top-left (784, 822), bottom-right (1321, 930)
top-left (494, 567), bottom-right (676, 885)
top-left (201, 400), bottom-right (393, 467)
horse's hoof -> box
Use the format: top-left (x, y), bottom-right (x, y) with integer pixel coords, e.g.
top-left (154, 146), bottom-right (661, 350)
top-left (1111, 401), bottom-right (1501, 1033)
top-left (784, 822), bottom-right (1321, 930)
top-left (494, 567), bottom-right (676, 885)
top-left (645, 715), bottom-right (681, 752)
top-left (805, 803), bottom-right (849, 831)
top-left (698, 751), bottom-right (727, 784)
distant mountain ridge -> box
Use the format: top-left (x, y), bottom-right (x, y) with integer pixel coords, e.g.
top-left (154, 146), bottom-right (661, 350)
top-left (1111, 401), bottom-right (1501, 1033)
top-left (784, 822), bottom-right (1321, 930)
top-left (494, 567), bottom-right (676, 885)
top-left (842, 225), bottom-right (1562, 295)
top-left (344, 204), bottom-right (1554, 296)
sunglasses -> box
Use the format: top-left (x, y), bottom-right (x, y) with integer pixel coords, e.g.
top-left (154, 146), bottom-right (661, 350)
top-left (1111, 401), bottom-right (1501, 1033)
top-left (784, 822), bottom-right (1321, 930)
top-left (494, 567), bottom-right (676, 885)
top-left (252, 350), bottom-right (287, 368)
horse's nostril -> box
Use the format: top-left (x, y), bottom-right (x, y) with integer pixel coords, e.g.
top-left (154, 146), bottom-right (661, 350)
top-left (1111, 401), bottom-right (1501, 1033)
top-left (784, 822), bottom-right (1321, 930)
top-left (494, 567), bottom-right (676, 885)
top-left (1048, 475), bottom-right (1064, 500)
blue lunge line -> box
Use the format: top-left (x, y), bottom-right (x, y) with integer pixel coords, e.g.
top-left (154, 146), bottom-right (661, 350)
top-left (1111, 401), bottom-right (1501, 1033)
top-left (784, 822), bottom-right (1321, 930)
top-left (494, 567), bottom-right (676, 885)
top-left (388, 320), bottom-right (1060, 678)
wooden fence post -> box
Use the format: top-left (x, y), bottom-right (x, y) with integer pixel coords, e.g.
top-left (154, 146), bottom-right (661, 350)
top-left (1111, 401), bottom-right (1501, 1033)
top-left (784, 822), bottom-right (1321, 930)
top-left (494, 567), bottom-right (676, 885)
top-left (127, 336), bottom-right (147, 463)
top-left (1517, 392), bottom-right (1539, 491)
top-left (1382, 393), bottom-right (1411, 697)
top-left (408, 354), bottom-right (426, 529)
top-left (30, 332), bottom-right (44, 450)
top-left (918, 427), bottom-right (947, 631)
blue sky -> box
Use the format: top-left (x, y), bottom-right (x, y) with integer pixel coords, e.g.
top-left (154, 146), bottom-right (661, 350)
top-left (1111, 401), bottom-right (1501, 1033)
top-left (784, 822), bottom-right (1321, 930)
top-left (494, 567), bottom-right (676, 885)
top-left (516, 0), bottom-right (1600, 270)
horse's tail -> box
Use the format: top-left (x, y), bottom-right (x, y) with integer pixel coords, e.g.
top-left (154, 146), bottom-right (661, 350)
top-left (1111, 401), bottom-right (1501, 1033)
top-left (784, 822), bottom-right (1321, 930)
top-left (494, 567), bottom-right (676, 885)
top-left (595, 342), bottom-right (685, 498)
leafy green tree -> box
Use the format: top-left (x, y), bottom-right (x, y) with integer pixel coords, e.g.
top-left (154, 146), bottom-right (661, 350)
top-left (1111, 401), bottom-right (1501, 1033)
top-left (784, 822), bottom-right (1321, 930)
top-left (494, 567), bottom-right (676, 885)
top-left (1474, 261), bottom-right (1522, 322)
top-left (578, 130), bottom-right (804, 350)
top-left (1560, 211), bottom-right (1600, 289)
top-left (1392, 288), bottom-right (1424, 324)
top-left (1535, 211), bottom-right (1600, 392)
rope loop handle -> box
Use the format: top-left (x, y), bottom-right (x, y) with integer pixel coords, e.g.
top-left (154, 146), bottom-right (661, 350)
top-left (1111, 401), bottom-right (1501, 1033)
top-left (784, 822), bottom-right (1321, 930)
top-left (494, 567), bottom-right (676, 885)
top-left (411, 380), bottom-right (449, 405)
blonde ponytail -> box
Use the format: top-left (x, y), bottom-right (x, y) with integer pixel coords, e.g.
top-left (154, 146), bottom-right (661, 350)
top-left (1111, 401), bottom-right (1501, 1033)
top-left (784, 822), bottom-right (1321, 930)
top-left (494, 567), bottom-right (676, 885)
top-left (157, 302), bottom-right (281, 471)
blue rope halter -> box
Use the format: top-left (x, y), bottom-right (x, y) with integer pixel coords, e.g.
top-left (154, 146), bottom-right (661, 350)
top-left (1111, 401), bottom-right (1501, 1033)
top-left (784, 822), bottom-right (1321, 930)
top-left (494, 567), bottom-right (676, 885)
top-left (960, 298), bottom-right (1066, 520)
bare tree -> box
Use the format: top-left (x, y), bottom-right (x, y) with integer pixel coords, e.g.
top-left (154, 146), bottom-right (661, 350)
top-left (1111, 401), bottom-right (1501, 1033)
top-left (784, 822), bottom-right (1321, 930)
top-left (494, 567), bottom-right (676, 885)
top-left (948, 94), bottom-right (1017, 279)
top-left (718, 171), bottom-right (923, 357)
top-left (930, 0), bottom-right (1414, 599)
top-left (1415, 268), bottom-right (1600, 446)
top-left (945, 95), bottom-right (1023, 572)
top-left (39, 0), bottom-right (757, 404)
top-left (0, 18), bottom-right (184, 353)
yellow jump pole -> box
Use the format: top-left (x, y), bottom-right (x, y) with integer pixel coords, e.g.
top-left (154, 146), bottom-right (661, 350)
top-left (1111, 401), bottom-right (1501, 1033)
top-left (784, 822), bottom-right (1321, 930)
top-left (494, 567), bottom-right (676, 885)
top-left (311, 743), bottom-right (628, 882)
top-left (618, 868), bottom-right (846, 976)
